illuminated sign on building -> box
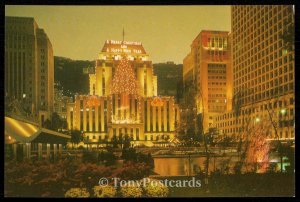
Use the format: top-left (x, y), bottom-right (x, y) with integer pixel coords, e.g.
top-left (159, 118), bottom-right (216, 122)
top-left (103, 40), bottom-right (145, 54)
top-left (106, 40), bottom-right (142, 45)
top-left (106, 48), bottom-right (142, 54)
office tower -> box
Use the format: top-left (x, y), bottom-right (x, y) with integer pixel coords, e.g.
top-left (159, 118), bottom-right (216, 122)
top-left (215, 5), bottom-right (294, 140)
top-left (5, 16), bottom-right (54, 124)
top-left (183, 30), bottom-right (232, 132)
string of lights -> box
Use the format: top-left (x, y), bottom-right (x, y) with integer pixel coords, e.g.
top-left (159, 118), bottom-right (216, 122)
top-left (111, 58), bottom-right (139, 95)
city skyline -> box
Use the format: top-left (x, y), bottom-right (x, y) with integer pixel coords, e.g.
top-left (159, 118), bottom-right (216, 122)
top-left (4, 5), bottom-right (295, 198)
top-left (5, 5), bottom-right (231, 64)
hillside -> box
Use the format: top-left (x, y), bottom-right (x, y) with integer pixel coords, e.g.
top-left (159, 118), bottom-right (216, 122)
top-left (54, 57), bottom-right (183, 99)
top-left (153, 63), bottom-right (183, 98)
top-left (54, 56), bottom-right (94, 95)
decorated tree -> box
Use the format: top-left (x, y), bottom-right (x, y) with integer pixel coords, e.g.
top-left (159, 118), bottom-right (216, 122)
top-left (111, 58), bottom-right (139, 109)
top-left (241, 121), bottom-right (272, 173)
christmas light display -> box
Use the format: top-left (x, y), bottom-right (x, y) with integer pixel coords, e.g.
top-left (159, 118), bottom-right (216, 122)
top-left (151, 96), bottom-right (164, 107)
top-left (65, 39), bottom-right (180, 147)
top-left (85, 96), bottom-right (101, 107)
top-left (243, 121), bottom-right (271, 173)
top-left (111, 58), bottom-right (139, 109)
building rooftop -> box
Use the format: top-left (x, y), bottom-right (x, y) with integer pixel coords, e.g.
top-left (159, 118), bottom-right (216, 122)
top-left (5, 116), bottom-right (70, 144)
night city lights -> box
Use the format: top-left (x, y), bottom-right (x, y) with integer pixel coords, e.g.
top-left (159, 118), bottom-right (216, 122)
top-left (4, 5), bottom-right (295, 198)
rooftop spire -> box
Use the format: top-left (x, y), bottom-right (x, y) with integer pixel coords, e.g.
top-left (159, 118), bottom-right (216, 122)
top-left (122, 28), bottom-right (125, 42)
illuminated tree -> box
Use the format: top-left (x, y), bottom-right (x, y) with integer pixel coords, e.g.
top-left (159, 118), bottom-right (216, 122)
top-left (111, 58), bottom-right (139, 108)
top-left (242, 121), bottom-right (271, 173)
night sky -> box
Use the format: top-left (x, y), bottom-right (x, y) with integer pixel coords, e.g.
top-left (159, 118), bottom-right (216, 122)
top-left (5, 5), bottom-right (231, 64)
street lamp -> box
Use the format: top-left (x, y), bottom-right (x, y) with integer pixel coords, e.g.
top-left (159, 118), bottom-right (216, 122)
top-left (255, 117), bottom-right (260, 123)
top-left (280, 108), bottom-right (287, 115)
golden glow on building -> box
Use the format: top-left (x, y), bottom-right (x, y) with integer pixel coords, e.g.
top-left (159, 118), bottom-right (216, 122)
top-left (183, 30), bottom-right (233, 132)
top-left (214, 5), bottom-right (295, 140)
top-left (67, 40), bottom-right (180, 145)
top-left (5, 117), bottom-right (39, 138)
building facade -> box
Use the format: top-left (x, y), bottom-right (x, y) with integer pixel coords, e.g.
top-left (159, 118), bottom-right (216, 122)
top-left (214, 5), bottom-right (295, 141)
top-left (66, 40), bottom-right (180, 146)
top-left (183, 30), bottom-right (233, 132)
top-left (5, 16), bottom-right (54, 124)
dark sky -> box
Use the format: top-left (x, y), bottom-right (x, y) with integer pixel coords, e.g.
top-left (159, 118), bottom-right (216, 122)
top-left (5, 6), bottom-right (231, 64)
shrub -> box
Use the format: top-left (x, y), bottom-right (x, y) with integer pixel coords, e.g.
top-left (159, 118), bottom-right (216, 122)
top-left (93, 185), bottom-right (116, 198)
top-left (73, 163), bottom-right (114, 189)
top-left (142, 178), bottom-right (169, 197)
top-left (98, 151), bottom-right (117, 166)
top-left (5, 158), bottom-right (150, 197)
top-left (82, 151), bottom-right (97, 163)
top-left (5, 159), bottom-right (111, 196)
top-left (120, 184), bottom-right (143, 198)
top-left (64, 188), bottom-right (90, 198)
top-left (112, 162), bottom-right (151, 180)
top-left (5, 160), bottom-right (70, 197)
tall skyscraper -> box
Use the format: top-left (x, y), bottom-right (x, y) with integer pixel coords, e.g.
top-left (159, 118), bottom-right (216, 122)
top-left (183, 30), bottom-right (233, 132)
top-left (66, 40), bottom-right (180, 146)
top-left (5, 16), bottom-right (54, 124)
top-left (215, 5), bottom-right (295, 140)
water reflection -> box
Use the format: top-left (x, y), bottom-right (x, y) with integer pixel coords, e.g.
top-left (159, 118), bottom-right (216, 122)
top-left (153, 153), bottom-right (285, 176)
top-left (154, 156), bottom-right (235, 176)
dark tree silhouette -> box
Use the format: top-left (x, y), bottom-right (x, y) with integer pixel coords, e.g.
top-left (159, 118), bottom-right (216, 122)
top-left (70, 130), bottom-right (83, 149)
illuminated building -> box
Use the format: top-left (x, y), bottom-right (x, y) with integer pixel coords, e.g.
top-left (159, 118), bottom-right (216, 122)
top-left (66, 40), bottom-right (180, 146)
top-left (183, 30), bottom-right (233, 132)
top-left (54, 83), bottom-right (73, 120)
top-left (214, 5), bottom-right (294, 141)
top-left (5, 16), bottom-right (54, 124)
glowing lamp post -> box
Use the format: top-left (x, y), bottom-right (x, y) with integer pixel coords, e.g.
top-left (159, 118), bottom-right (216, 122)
top-left (280, 108), bottom-right (286, 115)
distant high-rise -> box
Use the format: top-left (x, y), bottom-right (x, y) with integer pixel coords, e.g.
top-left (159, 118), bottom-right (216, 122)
top-left (214, 5), bottom-right (295, 140)
top-left (183, 30), bottom-right (233, 132)
top-left (5, 16), bottom-right (54, 124)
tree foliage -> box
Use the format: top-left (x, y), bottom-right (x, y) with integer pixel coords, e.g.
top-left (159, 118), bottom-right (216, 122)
top-left (54, 57), bottom-right (93, 95)
top-left (70, 130), bottom-right (83, 146)
top-left (237, 121), bottom-right (272, 174)
top-left (43, 112), bottom-right (67, 131)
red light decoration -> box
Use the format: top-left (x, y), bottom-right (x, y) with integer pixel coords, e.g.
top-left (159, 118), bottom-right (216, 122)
top-left (202, 32), bottom-right (208, 47)
top-left (151, 97), bottom-right (164, 107)
top-left (86, 96), bottom-right (101, 107)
